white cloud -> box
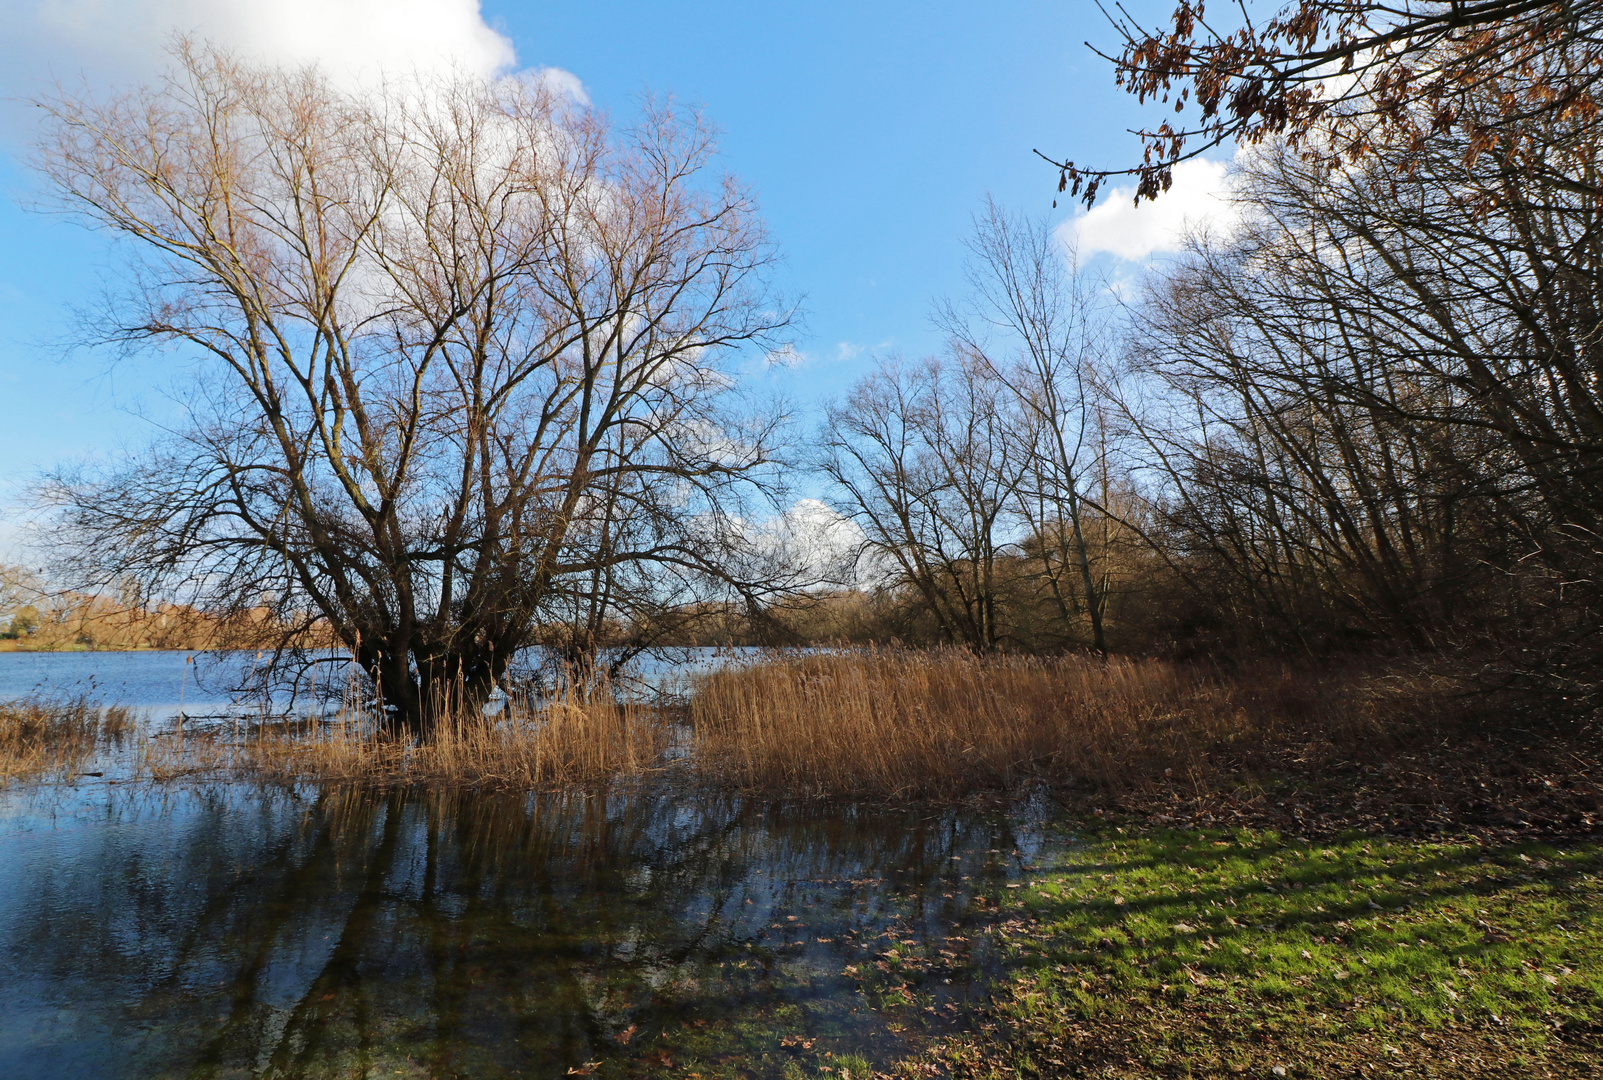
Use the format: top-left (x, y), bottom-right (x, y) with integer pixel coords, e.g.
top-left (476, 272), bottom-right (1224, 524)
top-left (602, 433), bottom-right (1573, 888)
top-left (526, 65), bottom-right (589, 106)
top-left (1, 1), bottom-right (592, 110)
top-left (23, 0), bottom-right (514, 81)
top-left (763, 499), bottom-right (863, 586)
top-left (764, 343), bottom-right (807, 369)
top-left (1066, 156), bottom-right (1240, 262)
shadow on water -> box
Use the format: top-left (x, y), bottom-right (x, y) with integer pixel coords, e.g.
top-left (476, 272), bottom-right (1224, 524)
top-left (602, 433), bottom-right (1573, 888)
top-left (0, 780), bottom-right (1051, 1078)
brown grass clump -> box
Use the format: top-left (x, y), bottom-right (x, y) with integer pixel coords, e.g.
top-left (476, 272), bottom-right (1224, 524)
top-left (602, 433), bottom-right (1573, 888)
top-left (0, 698), bottom-right (132, 784)
top-left (137, 686), bottom-right (669, 788)
top-left (690, 649), bottom-right (1380, 799)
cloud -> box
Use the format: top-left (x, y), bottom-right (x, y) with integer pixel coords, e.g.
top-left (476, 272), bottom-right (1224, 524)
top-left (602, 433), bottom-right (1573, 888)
top-left (526, 65), bottom-right (589, 106)
top-left (1066, 156), bottom-right (1240, 262)
top-left (762, 498), bottom-right (863, 586)
top-left (4, 0), bottom-right (558, 97)
top-left (762, 340), bottom-right (880, 372)
top-left (831, 341), bottom-right (865, 364)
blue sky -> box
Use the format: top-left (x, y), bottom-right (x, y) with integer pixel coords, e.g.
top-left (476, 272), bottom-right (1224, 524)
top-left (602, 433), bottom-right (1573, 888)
top-left (0, 0), bottom-right (1236, 538)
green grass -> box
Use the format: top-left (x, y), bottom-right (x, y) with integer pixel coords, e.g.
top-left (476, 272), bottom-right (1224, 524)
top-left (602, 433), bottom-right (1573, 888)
top-left (900, 829), bottom-right (1603, 1077)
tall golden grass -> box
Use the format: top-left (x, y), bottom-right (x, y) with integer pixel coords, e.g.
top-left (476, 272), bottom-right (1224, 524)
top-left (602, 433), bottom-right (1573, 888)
top-left (690, 650), bottom-right (1382, 799)
top-left (0, 698), bottom-right (132, 784)
top-left (7, 650), bottom-right (1407, 799)
top-left (136, 687), bottom-right (668, 788)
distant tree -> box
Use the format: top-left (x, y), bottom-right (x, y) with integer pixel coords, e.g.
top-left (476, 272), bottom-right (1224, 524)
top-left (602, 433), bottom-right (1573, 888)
top-left (937, 201), bottom-right (1114, 655)
top-left (0, 565), bottom-right (43, 632)
top-left (34, 44), bottom-right (795, 731)
top-left (818, 355), bottom-right (1026, 652)
top-left (5, 606), bottom-right (40, 640)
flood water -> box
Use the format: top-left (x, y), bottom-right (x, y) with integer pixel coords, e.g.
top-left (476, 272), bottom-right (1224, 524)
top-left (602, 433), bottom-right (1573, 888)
top-left (0, 777), bottom-right (1052, 1079)
top-left (0, 648), bottom-right (759, 720)
top-left (0, 651), bottom-right (1058, 1077)
top-left (0, 649), bottom-right (250, 716)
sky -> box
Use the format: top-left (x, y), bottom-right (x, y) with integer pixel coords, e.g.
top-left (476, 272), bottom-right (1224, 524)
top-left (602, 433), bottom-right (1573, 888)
top-left (0, 0), bottom-right (1239, 547)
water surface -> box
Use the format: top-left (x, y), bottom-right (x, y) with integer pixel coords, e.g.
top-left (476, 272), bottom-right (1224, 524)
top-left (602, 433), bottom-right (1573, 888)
top-left (0, 780), bottom-right (1050, 1078)
top-left (0, 647), bottom-right (761, 718)
top-left (0, 650), bottom-right (248, 715)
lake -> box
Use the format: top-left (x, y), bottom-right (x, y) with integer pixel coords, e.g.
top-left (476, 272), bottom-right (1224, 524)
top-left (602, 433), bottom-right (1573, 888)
top-left (0, 647), bottom-right (759, 720)
top-left (0, 651), bottom-right (1059, 1078)
top-left (0, 649), bottom-right (247, 715)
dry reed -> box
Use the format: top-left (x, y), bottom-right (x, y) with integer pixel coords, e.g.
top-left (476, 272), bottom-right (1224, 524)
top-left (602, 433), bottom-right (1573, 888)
top-left (690, 649), bottom-right (1378, 799)
top-left (136, 685), bottom-right (669, 788)
top-left (0, 698), bottom-right (132, 784)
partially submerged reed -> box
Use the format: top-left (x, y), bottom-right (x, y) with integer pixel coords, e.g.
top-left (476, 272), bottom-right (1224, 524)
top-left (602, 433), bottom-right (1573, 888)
top-left (10, 650), bottom-right (1402, 799)
top-left (690, 649), bottom-right (1381, 799)
top-left (137, 686), bottom-right (668, 788)
top-left (0, 697), bottom-right (132, 784)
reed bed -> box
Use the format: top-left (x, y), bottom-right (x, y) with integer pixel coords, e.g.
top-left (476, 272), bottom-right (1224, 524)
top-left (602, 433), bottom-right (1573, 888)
top-left (690, 649), bottom-right (1378, 799)
top-left (136, 687), bottom-right (669, 788)
top-left (0, 697), bottom-right (132, 785)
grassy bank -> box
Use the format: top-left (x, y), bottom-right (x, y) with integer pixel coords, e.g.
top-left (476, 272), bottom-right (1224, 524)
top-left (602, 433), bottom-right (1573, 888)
top-left (871, 828), bottom-right (1603, 1078)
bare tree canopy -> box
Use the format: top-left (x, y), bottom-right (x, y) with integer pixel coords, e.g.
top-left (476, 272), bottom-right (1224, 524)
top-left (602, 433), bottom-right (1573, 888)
top-left (1051, 0), bottom-right (1603, 206)
top-left (938, 202), bottom-right (1116, 655)
top-left (819, 353), bottom-right (1027, 652)
top-left (1109, 60), bottom-right (1603, 695)
top-left (819, 207), bottom-right (1129, 656)
top-left (33, 44), bottom-right (795, 730)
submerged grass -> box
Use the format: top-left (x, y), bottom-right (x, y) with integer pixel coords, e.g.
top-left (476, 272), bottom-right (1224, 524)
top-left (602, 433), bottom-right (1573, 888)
top-left (881, 828), bottom-right (1603, 1078)
top-left (690, 650), bottom-right (1385, 800)
top-left (0, 697), bottom-right (132, 785)
top-left (136, 688), bottom-right (668, 788)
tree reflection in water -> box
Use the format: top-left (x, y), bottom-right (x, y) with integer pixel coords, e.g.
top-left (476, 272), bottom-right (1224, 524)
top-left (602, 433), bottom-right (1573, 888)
top-left (0, 783), bottom-right (1048, 1078)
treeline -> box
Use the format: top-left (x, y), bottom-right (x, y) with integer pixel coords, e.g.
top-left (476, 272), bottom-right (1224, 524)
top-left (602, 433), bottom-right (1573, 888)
top-left (0, 566), bottom-right (327, 651)
top-left (683, 29), bottom-right (1603, 721)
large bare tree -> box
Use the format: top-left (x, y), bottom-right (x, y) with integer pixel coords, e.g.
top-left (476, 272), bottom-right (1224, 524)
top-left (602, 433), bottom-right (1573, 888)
top-left (818, 355), bottom-right (1026, 652)
top-left (34, 45), bottom-right (794, 731)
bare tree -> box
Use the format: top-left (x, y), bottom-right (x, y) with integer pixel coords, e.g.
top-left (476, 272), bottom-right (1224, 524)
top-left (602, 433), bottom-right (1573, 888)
top-left (938, 201), bottom-right (1115, 655)
top-left (1118, 75), bottom-right (1603, 689)
top-left (818, 355), bottom-right (1025, 652)
top-left (34, 44), bottom-right (794, 732)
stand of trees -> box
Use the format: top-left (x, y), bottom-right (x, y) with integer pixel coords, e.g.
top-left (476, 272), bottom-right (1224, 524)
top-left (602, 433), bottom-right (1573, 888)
top-left (26, 6), bottom-right (1603, 728)
top-left (804, 9), bottom-right (1603, 721)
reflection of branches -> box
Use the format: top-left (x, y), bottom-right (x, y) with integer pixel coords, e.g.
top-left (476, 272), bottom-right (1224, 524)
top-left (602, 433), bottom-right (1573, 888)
top-left (3, 784), bottom-right (1041, 1075)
